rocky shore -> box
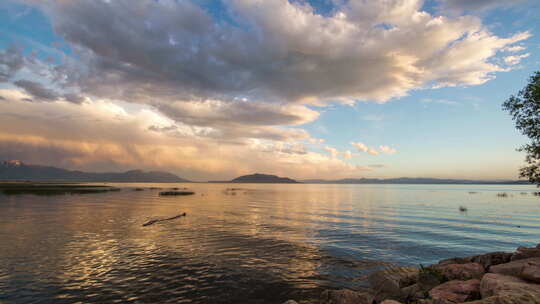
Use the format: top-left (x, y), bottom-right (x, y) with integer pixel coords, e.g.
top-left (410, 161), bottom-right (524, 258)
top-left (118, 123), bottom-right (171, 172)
top-left (284, 243), bottom-right (540, 304)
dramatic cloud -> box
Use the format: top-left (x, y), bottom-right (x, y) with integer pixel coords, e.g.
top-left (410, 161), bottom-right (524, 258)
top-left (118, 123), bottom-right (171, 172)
top-left (0, 0), bottom-right (533, 178)
top-left (351, 142), bottom-right (380, 156)
top-left (15, 0), bottom-right (530, 107)
top-left (0, 90), bottom-right (371, 180)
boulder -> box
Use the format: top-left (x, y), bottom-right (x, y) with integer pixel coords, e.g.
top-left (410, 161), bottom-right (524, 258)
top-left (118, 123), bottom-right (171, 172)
top-left (466, 294), bottom-right (540, 304)
top-left (438, 252), bottom-right (512, 270)
top-left (511, 246), bottom-right (540, 261)
top-left (282, 301), bottom-right (298, 304)
top-left (320, 289), bottom-right (374, 304)
top-left (471, 252), bottom-right (513, 270)
top-left (368, 266), bottom-right (419, 301)
top-left (432, 263), bottom-right (485, 280)
top-left (480, 273), bottom-right (540, 299)
top-left (428, 279), bottom-right (480, 303)
top-left (416, 299), bottom-right (453, 304)
top-left (439, 257), bottom-right (473, 266)
top-left (490, 258), bottom-right (540, 283)
top-left (401, 283), bottom-right (425, 301)
top-left (418, 267), bottom-right (445, 291)
top-left (521, 261), bottom-right (540, 283)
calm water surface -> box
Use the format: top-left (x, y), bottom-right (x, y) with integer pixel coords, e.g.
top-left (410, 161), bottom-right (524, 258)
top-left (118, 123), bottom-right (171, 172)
top-left (1, 183), bottom-right (539, 303)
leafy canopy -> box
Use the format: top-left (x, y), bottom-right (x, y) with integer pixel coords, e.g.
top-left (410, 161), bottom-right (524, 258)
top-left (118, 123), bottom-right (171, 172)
top-left (503, 71), bottom-right (540, 185)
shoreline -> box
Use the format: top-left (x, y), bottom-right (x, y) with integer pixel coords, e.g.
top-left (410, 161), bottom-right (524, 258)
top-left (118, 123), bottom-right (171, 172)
top-left (285, 243), bottom-right (540, 304)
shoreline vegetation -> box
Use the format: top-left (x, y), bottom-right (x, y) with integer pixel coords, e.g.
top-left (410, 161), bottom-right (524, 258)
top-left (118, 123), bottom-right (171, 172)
top-left (284, 243), bottom-right (540, 304)
top-left (0, 182), bottom-right (201, 196)
top-left (0, 182), bottom-right (121, 195)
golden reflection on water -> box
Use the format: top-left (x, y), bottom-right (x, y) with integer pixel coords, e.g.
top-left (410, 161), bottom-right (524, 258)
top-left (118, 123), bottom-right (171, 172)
top-left (1, 183), bottom-right (540, 303)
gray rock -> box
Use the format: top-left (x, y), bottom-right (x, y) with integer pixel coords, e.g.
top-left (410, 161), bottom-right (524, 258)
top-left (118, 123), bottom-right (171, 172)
top-left (320, 289), bottom-right (374, 304)
top-left (428, 279), bottom-right (480, 303)
top-left (282, 301), bottom-right (299, 304)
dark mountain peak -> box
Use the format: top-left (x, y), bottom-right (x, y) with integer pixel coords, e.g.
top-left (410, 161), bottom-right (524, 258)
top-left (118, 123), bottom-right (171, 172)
top-left (230, 173), bottom-right (299, 183)
top-left (0, 162), bottom-right (190, 182)
top-left (1, 160), bottom-right (24, 167)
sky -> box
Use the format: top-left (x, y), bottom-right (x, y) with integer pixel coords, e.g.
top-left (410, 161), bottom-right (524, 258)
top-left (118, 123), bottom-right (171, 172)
top-left (0, 0), bottom-right (539, 181)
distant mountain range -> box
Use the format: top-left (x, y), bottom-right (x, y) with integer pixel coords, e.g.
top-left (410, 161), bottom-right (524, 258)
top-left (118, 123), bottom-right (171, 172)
top-left (210, 173), bottom-right (299, 183)
top-left (301, 177), bottom-right (531, 185)
top-left (1, 161), bottom-right (531, 184)
top-left (0, 160), bottom-right (190, 182)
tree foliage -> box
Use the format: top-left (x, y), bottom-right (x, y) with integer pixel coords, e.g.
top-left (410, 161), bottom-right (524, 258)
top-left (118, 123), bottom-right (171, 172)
top-left (503, 71), bottom-right (540, 185)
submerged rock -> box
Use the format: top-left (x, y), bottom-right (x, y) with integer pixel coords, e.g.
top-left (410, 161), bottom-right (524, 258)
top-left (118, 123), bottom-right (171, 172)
top-left (320, 289), bottom-right (374, 304)
top-left (429, 279), bottom-right (481, 303)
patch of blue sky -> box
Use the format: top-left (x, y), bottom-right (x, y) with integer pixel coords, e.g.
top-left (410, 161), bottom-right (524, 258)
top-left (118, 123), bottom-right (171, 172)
top-left (0, 0), bottom-right (71, 62)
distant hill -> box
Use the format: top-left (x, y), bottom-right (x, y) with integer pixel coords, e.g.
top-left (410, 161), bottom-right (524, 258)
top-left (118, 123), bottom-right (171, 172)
top-left (211, 173), bottom-right (299, 183)
top-left (0, 160), bottom-right (190, 182)
top-left (301, 177), bottom-right (531, 185)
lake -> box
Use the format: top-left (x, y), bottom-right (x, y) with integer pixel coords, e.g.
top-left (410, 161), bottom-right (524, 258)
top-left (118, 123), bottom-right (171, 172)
top-left (1, 183), bottom-right (539, 303)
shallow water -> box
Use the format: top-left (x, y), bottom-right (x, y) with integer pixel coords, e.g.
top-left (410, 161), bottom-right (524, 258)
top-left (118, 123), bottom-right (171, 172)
top-left (1, 183), bottom-right (539, 303)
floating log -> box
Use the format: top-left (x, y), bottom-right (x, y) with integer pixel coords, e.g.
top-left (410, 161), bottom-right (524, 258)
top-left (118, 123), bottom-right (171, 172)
top-left (142, 212), bottom-right (187, 227)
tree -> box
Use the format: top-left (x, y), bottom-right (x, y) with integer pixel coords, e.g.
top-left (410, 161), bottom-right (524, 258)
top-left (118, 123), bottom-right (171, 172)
top-left (503, 71), bottom-right (540, 185)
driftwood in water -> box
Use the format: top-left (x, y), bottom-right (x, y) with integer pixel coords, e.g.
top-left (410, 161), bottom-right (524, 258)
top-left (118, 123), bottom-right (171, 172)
top-left (142, 212), bottom-right (187, 227)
